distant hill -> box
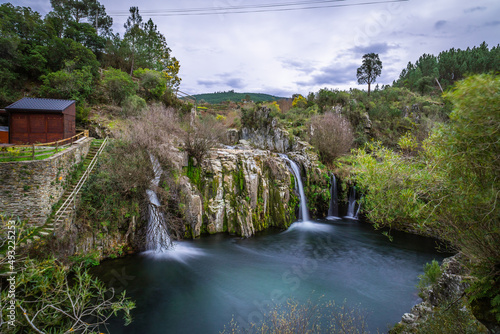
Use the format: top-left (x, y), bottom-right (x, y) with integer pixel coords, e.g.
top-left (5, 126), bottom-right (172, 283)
top-left (191, 91), bottom-right (288, 104)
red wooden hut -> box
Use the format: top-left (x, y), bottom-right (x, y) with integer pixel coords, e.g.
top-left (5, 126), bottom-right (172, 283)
top-left (5, 98), bottom-right (76, 144)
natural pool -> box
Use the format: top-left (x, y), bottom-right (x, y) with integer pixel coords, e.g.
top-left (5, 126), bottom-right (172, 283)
top-left (93, 219), bottom-right (450, 333)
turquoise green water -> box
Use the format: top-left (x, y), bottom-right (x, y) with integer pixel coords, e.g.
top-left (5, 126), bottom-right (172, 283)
top-left (92, 219), bottom-right (449, 333)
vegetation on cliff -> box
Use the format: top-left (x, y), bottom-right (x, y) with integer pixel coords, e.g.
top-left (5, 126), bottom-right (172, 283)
top-left (345, 74), bottom-right (500, 326)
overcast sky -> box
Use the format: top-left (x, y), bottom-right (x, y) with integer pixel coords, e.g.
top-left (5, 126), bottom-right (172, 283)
top-left (6, 0), bottom-right (500, 97)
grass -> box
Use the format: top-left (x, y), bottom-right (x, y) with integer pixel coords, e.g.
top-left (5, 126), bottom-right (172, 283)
top-left (0, 146), bottom-right (69, 162)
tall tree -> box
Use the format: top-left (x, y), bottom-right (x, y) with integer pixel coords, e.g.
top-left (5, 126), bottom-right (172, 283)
top-left (123, 6), bottom-right (143, 75)
top-left (356, 53), bottom-right (382, 96)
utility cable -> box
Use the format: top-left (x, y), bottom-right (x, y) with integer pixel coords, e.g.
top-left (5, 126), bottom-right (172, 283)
top-left (108, 0), bottom-right (408, 17)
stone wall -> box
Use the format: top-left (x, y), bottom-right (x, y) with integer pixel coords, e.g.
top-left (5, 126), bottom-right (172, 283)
top-left (0, 137), bottom-right (92, 225)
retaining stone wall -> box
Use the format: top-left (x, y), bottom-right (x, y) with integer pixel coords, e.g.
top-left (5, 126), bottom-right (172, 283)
top-left (0, 137), bottom-right (92, 225)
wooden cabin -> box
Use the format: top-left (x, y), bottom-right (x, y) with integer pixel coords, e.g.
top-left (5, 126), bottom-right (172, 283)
top-left (5, 98), bottom-right (76, 144)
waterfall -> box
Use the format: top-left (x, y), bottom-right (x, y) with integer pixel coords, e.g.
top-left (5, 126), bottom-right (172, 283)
top-left (146, 154), bottom-right (172, 252)
top-left (279, 154), bottom-right (309, 221)
top-left (345, 186), bottom-right (357, 219)
top-left (327, 174), bottom-right (339, 218)
top-left (354, 196), bottom-right (362, 219)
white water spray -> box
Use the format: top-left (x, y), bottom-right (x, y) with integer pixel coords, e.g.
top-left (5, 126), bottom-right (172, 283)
top-left (145, 154), bottom-right (172, 252)
top-left (280, 154), bottom-right (309, 221)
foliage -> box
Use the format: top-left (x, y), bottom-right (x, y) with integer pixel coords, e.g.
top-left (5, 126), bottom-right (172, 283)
top-left (292, 94), bottom-right (308, 109)
top-left (133, 68), bottom-right (167, 101)
top-left (0, 2), bottom-right (181, 107)
top-left (266, 100), bottom-right (281, 113)
top-left (315, 88), bottom-right (350, 111)
top-left (417, 260), bottom-right (442, 291)
top-left (121, 7), bottom-right (180, 83)
top-left (39, 63), bottom-right (94, 104)
top-left (122, 94), bottom-right (147, 117)
top-left (183, 114), bottom-right (226, 165)
top-left (241, 105), bottom-right (275, 130)
top-left (191, 91), bottom-right (285, 104)
top-left (344, 142), bottom-right (433, 230)
top-left (347, 74), bottom-right (500, 323)
top-left (0, 257), bottom-right (134, 333)
top-left (390, 301), bottom-right (488, 334)
top-left (79, 105), bottom-right (185, 241)
top-left (78, 142), bottom-right (144, 233)
top-left (49, 0), bottom-right (113, 38)
top-left (357, 53), bottom-right (382, 95)
top-left (394, 42), bottom-right (500, 94)
top-left (221, 298), bottom-right (369, 334)
top-left (75, 104), bottom-right (90, 124)
top-left (309, 112), bottom-right (354, 165)
top-left (397, 132), bottom-right (418, 154)
top-left (163, 56), bottom-right (182, 89)
top-left (101, 67), bottom-right (137, 105)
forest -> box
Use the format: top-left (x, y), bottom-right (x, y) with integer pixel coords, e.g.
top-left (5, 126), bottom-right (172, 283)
top-left (0, 1), bottom-right (181, 111)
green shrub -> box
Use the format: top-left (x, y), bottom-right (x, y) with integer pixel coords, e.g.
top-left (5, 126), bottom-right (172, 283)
top-left (221, 298), bottom-right (369, 334)
top-left (76, 105), bottom-right (90, 124)
top-left (39, 65), bottom-right (94, 104)
top-left (0, 258), bottom-right (135, 333)
top-left (102, 67), bottom-right (137, 105)
top-left (133, 68), bottom-right (167, 101)
top-left (417, 259), bottom-right (442, 291)
top-left (122, 94), bottom-right (147, 117)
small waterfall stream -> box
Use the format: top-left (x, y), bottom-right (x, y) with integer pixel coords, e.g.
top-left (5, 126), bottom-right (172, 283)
top-left (146, 154), bottom-right (172, 252)
top-left (355, 196), bottom-right (362, 219)
top-left (345, 186), bottom-right (358, 219)
top-left (280, 154), bottom-right (309, 221)
top-left (327, 174), bottom-right (339, 218)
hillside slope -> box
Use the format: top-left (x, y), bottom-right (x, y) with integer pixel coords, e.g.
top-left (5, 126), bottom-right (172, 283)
top-left (192, 91), bottom-right (287, 104)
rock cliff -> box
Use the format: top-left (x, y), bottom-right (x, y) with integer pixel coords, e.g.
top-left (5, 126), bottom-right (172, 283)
top-left (181, 144), bottom-right (299, 238)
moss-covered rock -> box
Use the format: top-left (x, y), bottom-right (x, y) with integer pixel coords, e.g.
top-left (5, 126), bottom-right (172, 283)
top-left (180, 146), bottom-right (298, 238)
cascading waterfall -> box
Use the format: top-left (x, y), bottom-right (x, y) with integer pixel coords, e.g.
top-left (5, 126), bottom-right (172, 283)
top-left (345, 186), bottom-right (357, 219)
top-left (146, 154), bottom-right (172, 252)
top-left (279, 154), bottom-right (309, 221)
top-left (354, 196), bottom-right (362, 219)
top-left (327, 174), bottom-right (339, 218)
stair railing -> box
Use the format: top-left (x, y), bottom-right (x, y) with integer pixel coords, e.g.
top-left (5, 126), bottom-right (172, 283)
top-left (53, 137), bottom-right (108, 228)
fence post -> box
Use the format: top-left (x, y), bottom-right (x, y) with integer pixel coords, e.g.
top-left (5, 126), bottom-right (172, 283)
top-left (32, 144), bottom-right (35, 160)
top-left (56, 140), bottom-right (58, 152)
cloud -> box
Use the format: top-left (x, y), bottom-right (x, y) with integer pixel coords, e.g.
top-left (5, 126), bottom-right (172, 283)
top-left (196, 79), bottom-right (220, 88)
top-left (226, 78), bottom-right (245, 89)
top-left (484, 21), bottom-right (500, 27)
top-left (464, 6), bottom-right (486, 13)
top-left (434, 20), bottom-right (447, 30)
top-left (197, 73), bottom-right (245, 89)
top-left (303, 63), bottom-right (359, 86)
top-left (280, 58), bottom-right (316, 73)
top-left (349, 42), bottom-right (397, 55)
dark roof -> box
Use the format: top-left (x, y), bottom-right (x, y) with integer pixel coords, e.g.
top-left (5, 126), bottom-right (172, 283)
top-left (5, 98), bottom-right (75, 112)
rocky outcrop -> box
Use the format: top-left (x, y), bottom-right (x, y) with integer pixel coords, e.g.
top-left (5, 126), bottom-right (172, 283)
top-left (391, 254), bottom-right (489, 333)
top-left (240, 106), bottom-right (305, 153)
top-left (180, 145), bottom-right (299, 238)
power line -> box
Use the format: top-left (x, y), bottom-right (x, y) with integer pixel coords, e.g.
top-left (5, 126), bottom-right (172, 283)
top-left (111, 0), bottom-right (348, 14)
top-left (108, 0), bottom-right (408, 17)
